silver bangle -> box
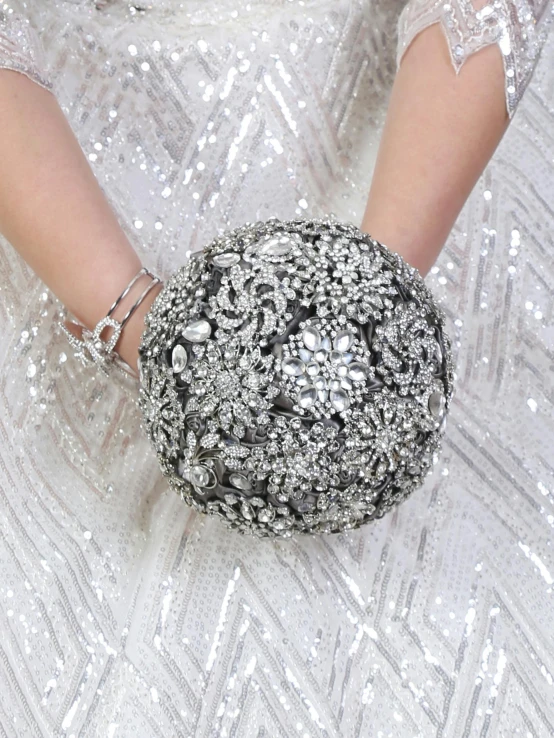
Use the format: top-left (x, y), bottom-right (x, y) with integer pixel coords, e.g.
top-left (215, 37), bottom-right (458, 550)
top-left (58, 266), bottom-right (162, 379)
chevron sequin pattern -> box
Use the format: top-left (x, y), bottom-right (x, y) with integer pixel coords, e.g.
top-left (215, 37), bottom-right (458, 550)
top-left (0, 1), bottom-right (553, 735)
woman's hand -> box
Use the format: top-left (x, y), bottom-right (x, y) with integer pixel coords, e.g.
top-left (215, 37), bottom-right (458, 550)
top-left (361, 17), bottom-right (510, 277)
top-left (0, 11), bottom-right (512, 378)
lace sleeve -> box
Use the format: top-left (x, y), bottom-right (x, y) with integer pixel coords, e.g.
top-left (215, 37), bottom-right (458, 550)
top-left (396, 0), bottom-right (554, 119)
top-left (0, 8), bottom-right (54, 93)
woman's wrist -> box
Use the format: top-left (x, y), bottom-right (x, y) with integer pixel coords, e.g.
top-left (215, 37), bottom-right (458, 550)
top-left (0, 68), bottom-right (161, 374)
top-left (360, 208), bottom-right (439, 278)
top-left (114, 278), bottom-right (164, 375)
top-left (62, 271), bottom-right (164, 377)
top-left (360, 19), bottom-right (509, 280)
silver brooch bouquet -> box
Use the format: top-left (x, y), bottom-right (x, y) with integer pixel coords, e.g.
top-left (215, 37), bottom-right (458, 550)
top-left (137, 217), bottom-right (454, 538)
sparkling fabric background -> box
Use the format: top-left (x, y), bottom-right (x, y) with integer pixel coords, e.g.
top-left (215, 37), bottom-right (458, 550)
top-left (0, 1), bottom-right (553, 736)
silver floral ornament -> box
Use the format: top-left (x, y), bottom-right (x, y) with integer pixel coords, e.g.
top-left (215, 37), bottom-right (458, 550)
top-left (138, 216), bottom-right (455, 538)
top-left (279, 318), bottom-right (380, 416)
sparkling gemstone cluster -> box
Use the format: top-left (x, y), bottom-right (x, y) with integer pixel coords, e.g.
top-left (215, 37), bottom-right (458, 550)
top-left (138, 217), bottom-right (454, 538)
top-left (279, 319), bottom-right (378, 416)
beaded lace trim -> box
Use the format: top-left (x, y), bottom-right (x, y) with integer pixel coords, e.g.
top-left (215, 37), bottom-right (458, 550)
top-left (0, 10), bottom-right (54, 92)
top-left (1, 1), bottom-right (553, 119)
top-left (397, 0), bottom-right (554, 119)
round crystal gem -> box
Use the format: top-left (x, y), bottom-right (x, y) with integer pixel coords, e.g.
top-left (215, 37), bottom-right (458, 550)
top-left (282, 357), bottom-right (304, 376)
top-left (183, 319), bottom-right (211, 342)
top-left (190, 465), bottom-right (210, 487)
top-left (348, 362), bottom-right (369, 381)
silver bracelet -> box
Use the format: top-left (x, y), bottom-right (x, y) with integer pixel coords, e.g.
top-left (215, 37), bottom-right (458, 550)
top-left (58, 266), bottom-right (162, 379)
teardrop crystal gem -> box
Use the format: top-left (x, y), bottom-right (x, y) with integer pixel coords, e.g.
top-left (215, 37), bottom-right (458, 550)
top-left (171, 344), bottom-right (188, 373)
top-left (230, 472), bottom-right (252, 491)
top-left (348, 362), bottom-right (369, 381)
top-left (183, 319), bottom-right (211, 342)
top-left (321, 336), bottom-right (331, 351)
top-left (317, 389), bottom-right (328, 403)
top-left (342, 352), bottom-right (353, 364)
top-left (258, 236), bottom-right (292, 256)
top-left (282, 356), bottom-right (304, 376)
top-left (434, 340), bottom-right (443, 366)
top-left (329, 350), bottom-right (343, 365)
top-left (428, 390), bottom-right (446, 419)
top-left (298, 385), bottom-right (317, 409)
top-left (241, 502), bottom-right (255, 520)
top-left (302, 326), bottom-right (321, 352)
top-left (333, 329), bottom-right (354, 352)
top-left (340, 377), bottom-right (353, 390)
top-left (243, 244), bottom-right (258, 261)
top-left (330, 389), bottom-right (350, 412)
top-left (313, 376), bottom-right (326, 390)
top-left (190, 465), bottom-right (210, 487)
top-left (213, 252), bottom-right (241, 268)
top-left (298, 348), bottom-right (312, 363)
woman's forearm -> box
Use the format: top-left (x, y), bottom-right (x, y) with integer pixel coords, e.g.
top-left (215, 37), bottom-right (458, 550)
top-left (0, 69), bottom-right (161, 372)
top-left (361, 18), bottom-right (510, 277)
top-left (0, 16), bottom-right (511, 378)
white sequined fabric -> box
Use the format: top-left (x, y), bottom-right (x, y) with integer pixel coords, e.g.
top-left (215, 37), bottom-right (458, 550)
top-left (0, 0), bottom-right (553, 735)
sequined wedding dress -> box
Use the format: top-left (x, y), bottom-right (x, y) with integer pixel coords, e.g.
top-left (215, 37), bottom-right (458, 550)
top-left (0, 1), bottom-right (553, 736)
